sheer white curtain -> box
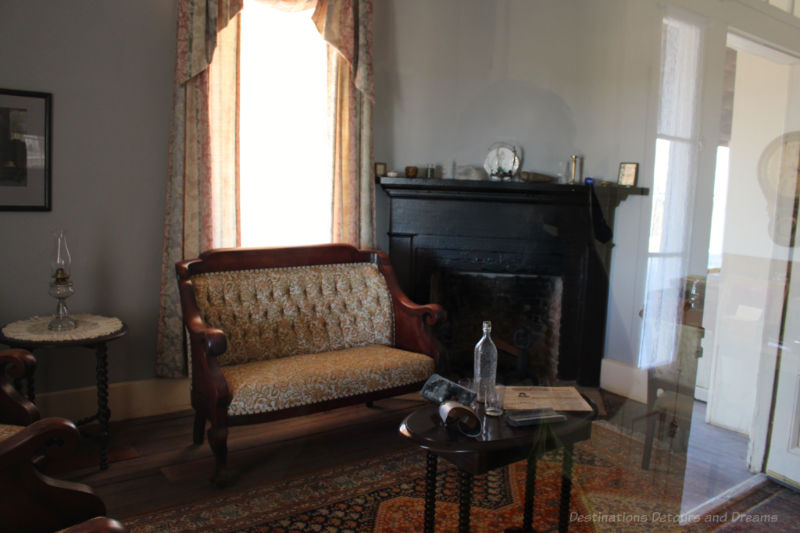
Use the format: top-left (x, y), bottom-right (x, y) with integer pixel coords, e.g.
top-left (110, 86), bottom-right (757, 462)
top-left (639, 15), bottom-right (703, 368)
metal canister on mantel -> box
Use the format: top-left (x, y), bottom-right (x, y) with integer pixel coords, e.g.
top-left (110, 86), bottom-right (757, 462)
top-left (569, 155), bottom-right (584, 184)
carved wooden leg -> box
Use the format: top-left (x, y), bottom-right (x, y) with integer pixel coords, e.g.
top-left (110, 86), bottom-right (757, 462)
top-left (207, 424), bottom-right (229, 486)
top-left (193, 411), bottom-right (205, 445)
top-left (523, 454), bottom-right (537, 532)
top-left (506, 457), bottom-right (537, 532)
top-left (457, 469), bottom-right (473, 533)
top-left (558, 444), bottom-right (574, 533)
top-left (424, 452), bottom-right (437, 533)
top-left (95, 342), bottom-right (111, 470)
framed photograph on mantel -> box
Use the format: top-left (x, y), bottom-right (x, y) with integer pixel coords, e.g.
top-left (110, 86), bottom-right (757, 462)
top-left (0, 88), bottom-right (52, 211)
top-left (618, 162), bottom-right (639, 187)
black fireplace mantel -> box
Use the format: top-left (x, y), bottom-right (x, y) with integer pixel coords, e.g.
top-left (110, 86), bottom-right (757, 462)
top-left (379, 176), bottom-right (648, 385)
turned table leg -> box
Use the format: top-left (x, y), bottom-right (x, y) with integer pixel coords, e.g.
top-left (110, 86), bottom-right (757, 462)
top-left (457, 469), bottom-right (473, 533)
top-left (523, 454), bottom-right (537, 532)
top-left (559, 443), bottom-right (574, 533)
top-left (95, 342), bottom-right (111, 470)
top-left (506, 456), bottom-right (538, 533)
top-left (424, 452), bottom-right (437, 533)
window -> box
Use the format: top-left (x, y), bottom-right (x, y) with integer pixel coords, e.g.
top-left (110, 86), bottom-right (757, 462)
top-left (239, 1), bottom-right (332, 247)
top-left (638, 15), bottom-right (704, 368)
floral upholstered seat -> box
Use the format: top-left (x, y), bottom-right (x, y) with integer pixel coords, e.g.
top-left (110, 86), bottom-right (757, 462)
top-left (222, 345), bottom-right (435, 416)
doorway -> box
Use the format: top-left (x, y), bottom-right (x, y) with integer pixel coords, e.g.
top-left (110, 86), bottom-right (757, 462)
top-left (687, 32), bottom-right (800, 512)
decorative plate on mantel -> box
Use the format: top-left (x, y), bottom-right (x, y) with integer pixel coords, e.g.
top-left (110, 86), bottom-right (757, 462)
top-left (483, 142), bottom-right (522, 180)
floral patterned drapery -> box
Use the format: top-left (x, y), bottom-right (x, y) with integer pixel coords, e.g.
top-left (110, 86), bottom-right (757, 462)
top-left (156, 0), bottom-right (242, 378)
top-left (156, 0), bottom-right (375, 377)
top-left (256, 0), bottom-right (317, 11)
top-left (313, 0), bottom-right (375, 248)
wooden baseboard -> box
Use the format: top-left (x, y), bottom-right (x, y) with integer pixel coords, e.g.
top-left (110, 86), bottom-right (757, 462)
top-left (599, 357), bottom-right (648, 404)
top-left (36, 378), bottom-right (191, 422)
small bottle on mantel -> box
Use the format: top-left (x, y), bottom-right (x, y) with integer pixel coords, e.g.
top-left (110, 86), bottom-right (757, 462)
top-left (474, 321), bottom-right (498, 403)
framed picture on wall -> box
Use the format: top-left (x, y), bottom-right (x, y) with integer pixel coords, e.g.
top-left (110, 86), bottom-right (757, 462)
top-left (618, 162), bottom-right (638, 187)
top-left (0, 88), bottom-right (52, 211)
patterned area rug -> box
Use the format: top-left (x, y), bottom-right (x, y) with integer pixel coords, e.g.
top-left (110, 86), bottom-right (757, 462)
top-left (122, 423), bottom-right (792, 532)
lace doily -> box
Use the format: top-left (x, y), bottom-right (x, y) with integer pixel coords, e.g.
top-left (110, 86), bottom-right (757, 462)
top-left (1, 314), bottom-right (124, 343)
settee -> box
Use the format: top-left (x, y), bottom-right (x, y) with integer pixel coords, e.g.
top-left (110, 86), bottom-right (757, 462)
top-left (176, 244), bottom-right (445, 483)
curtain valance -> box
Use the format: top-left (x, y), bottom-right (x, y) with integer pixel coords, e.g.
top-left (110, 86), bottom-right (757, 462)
top-left (175, 0), bottom-right (371, 102)
top-left (176, 0), bottom-right (243, 85)
top-left (312, 0), bottom-right (373, 101)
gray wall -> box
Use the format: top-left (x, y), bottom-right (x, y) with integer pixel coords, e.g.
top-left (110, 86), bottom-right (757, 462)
top-left (0, 1), bottom-right (176, 392)
top-left (3, 0), bottom-right (800, 390)
top-left (373, 0), bottom-right (660, 366)
top-left (372, 0), bottom-right (800, 366)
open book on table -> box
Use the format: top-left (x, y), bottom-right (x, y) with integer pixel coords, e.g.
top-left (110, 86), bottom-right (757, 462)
top-left (503, 386), bottom-right (593, 412)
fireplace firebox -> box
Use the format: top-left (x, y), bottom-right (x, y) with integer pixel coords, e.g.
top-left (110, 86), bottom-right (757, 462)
top-left (433, 270), bottom-right (562, 384)
top-left (379, 177), bottom-right (647, 386)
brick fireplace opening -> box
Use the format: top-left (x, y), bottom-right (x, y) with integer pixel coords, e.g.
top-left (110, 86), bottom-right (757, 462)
top-left (432, 270), bottom-right (563, 384)
top-left (380, 177), bottom-right (646, 385)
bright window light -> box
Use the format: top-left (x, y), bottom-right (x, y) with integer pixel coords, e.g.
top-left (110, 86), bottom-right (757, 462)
top-left (239, 1), bottom-right (331, 247)
top-left (707, 146), bottom-right (730, 270)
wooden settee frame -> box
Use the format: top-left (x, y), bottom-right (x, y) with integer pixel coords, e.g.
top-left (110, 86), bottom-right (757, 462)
top-left (176, 244), bottom-right (445, 483)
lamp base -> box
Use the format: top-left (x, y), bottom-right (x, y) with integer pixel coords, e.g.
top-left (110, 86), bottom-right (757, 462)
top-left (48, 285), bottom-right (77, 331)
top-left (48, 314), bottom-right (77, 331)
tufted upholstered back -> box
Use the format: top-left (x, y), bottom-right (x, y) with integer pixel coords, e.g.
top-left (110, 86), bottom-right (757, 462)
top-left (190, 263), bottom-right (395, 366)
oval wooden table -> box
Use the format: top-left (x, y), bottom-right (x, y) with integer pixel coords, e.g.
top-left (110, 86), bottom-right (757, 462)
top-left (399, 400), bottom-right (596, 533)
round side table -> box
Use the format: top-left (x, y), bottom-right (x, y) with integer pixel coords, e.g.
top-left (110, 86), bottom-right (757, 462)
top-left (0, 314), bottom-right (127, 470)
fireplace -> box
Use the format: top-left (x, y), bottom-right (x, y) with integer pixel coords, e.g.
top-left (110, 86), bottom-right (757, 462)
top-left (433, 270), bottom-right (562, 384)
top-left (379, 177), bottom-right (647, 386)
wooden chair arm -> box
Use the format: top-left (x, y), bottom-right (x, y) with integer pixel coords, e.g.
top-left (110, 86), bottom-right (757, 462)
top-left (61, 517), bottom-right (128, 533)
top-left (0, 349), bottom-right (36, 380)
top-left (0, 417), bottom-right (80, 468)
top-left (0, 349), bottom-right (39, 425)
top-left (0, 417), bottom-right (107, 532)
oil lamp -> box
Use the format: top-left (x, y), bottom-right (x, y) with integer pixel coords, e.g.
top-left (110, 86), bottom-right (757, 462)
top-left (48, 229), bottom-right (77, 331)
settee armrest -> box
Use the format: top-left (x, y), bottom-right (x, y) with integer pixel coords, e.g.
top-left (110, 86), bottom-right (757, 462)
top-left (0, 349), bottom-right (39, 425)
top-left (375, 258), bottom-right (446, 359)
top-left (183, 313), bottom-right (227, 359)
top-left (175, 267), bottom-right (232, 412)
top-left (394, 293), bottom-right (446, 327)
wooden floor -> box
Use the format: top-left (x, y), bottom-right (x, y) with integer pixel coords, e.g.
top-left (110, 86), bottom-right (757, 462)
top-left (682, 400), bottom-right (753, 512)
top-left (585, 392), bottom-right (779, 512)
top-left (61, 395), bottom-right (429, 519)
top-left (57, 391), bottom-right (795, 526)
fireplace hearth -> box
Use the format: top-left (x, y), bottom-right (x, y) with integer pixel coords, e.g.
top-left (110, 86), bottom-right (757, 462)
top-left (379, 177), bottom-right (647, 385)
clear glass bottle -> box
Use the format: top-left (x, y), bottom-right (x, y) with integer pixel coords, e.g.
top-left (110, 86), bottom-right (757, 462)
top-left (473, 321), bottom-right (497, 403)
